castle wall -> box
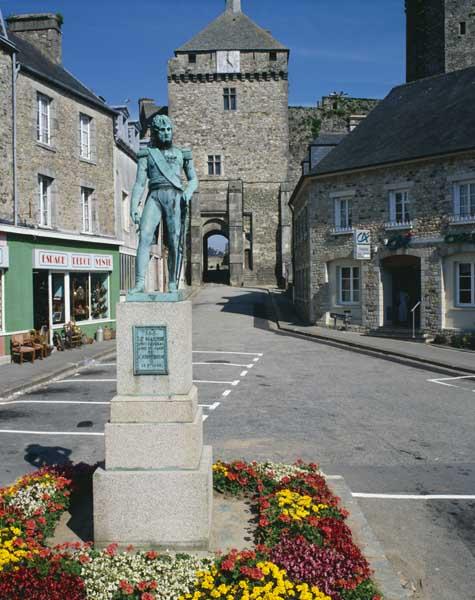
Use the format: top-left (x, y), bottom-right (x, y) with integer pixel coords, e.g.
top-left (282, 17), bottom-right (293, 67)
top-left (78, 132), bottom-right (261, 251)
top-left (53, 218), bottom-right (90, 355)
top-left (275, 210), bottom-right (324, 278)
top-left (0, 44), bottom-right (13, 222)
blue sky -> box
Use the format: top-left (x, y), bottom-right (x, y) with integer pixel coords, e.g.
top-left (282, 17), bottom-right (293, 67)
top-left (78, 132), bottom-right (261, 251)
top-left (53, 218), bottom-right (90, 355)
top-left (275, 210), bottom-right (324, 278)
top-left (3, 0), bottom-right (406, 118)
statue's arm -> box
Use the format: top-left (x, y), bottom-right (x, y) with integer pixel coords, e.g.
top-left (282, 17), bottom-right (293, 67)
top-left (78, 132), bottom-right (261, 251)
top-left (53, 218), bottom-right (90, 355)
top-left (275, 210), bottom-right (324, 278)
top-left (130, 151), bottom-right (148, 224)
top-left (182, 149), bottom-right (198, 203)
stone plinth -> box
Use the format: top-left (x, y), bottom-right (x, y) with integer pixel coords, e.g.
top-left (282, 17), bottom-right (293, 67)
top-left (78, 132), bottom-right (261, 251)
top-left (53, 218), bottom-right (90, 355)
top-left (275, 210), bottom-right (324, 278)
top-left (94, 298), bottom-right (212, 550)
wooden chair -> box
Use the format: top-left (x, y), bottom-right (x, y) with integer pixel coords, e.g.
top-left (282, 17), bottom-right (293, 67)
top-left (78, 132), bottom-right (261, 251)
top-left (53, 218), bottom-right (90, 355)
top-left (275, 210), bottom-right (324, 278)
top-left (30, 330), bottom-right (50, 358)
top-left (23, 332), bottom-right (45, 360)
top-left (11, 334), bottom-right (35, 365)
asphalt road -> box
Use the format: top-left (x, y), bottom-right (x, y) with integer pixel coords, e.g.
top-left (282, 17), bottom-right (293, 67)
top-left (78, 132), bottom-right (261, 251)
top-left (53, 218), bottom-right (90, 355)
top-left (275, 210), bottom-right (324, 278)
top-left (0, 285), bottom-right (474, 599)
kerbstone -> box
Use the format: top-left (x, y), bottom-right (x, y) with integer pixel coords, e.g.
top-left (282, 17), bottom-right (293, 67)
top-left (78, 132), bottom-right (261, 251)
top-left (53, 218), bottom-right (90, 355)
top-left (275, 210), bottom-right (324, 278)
top-left (116, 300), bottom-right (192, 396)
top-left (105, 408), bottom-right (203, 470)
top-left (93, 445), bottom-right (213, 550)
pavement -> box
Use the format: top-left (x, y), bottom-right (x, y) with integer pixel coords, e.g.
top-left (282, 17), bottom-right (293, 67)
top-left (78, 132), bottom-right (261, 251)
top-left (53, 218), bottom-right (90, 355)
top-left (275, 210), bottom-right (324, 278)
top-left (0, 340), bottom-right (117, 400)
top-left (0, 285), bottom-right (474, 599)
top-left (269, 288), bottom-right (475, 375)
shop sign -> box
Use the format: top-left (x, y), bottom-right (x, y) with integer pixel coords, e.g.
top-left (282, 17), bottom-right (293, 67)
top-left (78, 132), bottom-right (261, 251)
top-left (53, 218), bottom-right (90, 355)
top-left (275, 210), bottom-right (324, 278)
top-left (354, 230), bottom-right (371, 260)
top-left (33, 250), bottom-right (113, 271)
top-left (0, 246), bottom-right (9, 268)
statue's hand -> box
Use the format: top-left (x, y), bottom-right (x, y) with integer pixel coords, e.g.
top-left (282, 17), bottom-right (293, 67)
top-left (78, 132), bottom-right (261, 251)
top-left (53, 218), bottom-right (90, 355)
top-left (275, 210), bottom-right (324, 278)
top-left (130, 209), bottom-right (140, 225)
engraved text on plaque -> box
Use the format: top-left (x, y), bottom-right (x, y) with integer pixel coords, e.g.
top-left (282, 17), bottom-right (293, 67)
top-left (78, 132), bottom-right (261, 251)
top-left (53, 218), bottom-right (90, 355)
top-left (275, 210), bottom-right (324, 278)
top-left (133, 325), bottom-right (168, 375)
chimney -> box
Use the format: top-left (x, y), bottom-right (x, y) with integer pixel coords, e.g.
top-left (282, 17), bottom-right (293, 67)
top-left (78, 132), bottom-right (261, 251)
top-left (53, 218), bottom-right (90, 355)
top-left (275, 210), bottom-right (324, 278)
top-left (225, 0), bottom-right (242, 13)
top-left (6, 13), bottom-right (62, 64)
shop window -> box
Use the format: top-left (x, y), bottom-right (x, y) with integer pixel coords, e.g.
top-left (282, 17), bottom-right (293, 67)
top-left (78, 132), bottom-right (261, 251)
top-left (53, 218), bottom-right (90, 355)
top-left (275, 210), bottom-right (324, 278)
top-left (457, 263), bottom-right (475, 306)
top-left (339, 266), bottom-right (360, 304)
top-left (52, 273), bottom-right (65, 325)
top-left (91, 273), bottom-right (109, 320)
top-left (334, 197), bottom-right (352, 231)
top-left (33, 271), bottom-right (49, 331)
top-left (389, 190), bottom-right (411, 224)
top-left (70, 273), bottom-right (90, 321)
top-left (37, 92), bottom-right (51, 145)
top-left (38, 175), bottom-right (53, 227)
top-left (81, 187), bottom-right (93, 233)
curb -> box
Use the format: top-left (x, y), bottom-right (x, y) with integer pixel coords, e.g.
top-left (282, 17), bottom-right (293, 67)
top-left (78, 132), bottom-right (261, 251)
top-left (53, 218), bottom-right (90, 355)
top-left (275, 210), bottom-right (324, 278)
top-left (327, 476), bottom-right (411, 600)
top-left (0, 347), bottom-right (117, 402)
top-left (267, 290), bottom-right (475, 376)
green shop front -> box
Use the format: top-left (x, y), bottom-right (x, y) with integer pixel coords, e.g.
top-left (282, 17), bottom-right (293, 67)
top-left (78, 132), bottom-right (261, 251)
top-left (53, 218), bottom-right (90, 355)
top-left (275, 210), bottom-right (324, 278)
top-left (1, 231), bottom-right (120, 359)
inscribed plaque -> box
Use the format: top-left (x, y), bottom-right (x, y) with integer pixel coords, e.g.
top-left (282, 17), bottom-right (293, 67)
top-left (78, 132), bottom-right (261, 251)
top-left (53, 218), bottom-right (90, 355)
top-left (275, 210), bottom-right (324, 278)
top-left (133, 326), bottom-right (168, 375)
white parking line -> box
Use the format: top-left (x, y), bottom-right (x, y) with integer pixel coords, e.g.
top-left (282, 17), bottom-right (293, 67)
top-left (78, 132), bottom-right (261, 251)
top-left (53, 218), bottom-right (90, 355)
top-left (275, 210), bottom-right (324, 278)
top-left (193, 362), bottom-right (253, 368)
top-left (57, 379), bottom-right (117, 383)
top-left (0, 400), bottom-right (109, 406)
top-left (240, 370), bottom-right (248, 377)
top-left (193, 351), bottom-right (263, 356)
top-left (222, 390), bottom-right (231, 397)
top-left (202, 415), bottom-right (208, 422)
top-left (199, 402), bottom-right (220, 410)
top-left (193, 379), bottom-right (240, 386)
top-left (0, 429), bottom-right (104, 436)
top-left (428, 375), bottom-right (475, 390)
top-left (353, 493), bottom-right (475, 500)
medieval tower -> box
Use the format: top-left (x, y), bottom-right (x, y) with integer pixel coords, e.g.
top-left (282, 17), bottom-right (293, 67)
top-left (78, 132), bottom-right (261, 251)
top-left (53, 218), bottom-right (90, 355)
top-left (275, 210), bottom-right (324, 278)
top-left (168, 0), bottom-right (291, 287)
top-left (406, 0), bottom-right (475, 81)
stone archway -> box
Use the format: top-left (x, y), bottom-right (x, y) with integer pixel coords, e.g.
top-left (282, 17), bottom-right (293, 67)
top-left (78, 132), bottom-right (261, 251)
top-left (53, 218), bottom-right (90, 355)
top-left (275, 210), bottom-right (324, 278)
top-left (202, 219), bottom-right (230, 284)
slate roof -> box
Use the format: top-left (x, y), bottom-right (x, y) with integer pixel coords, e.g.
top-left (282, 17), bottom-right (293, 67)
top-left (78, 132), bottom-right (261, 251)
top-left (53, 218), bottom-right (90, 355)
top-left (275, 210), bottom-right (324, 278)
top-left (176, 8), bottom-right (288, 53)
top-left (9, 32), bottom-right (114, 113)
top-left (312, 66), bottom-right (475, 176)
top-left (311, 133), bottom-right (347, 146)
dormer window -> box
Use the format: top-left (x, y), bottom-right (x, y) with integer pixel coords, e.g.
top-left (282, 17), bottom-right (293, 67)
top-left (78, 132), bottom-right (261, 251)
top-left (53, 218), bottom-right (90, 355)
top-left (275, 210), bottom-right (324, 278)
top-left (188, 53), bottom-right (197, 64)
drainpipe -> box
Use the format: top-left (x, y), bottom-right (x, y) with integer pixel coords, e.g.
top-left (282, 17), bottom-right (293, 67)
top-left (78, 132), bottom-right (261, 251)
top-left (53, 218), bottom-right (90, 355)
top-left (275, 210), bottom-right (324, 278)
top-left (12, 49), bottom-right (19, 226)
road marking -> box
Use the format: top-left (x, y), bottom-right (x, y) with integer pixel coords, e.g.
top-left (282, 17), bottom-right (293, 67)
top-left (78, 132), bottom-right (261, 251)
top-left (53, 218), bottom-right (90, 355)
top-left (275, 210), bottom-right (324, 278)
top-left (240, 370), bottom-right (248, 377)
top-left (202, 415), bottom-right (208, 422)
top-left (57, 379), bottom-right (117, 383)
top-left (193, 362), bottom-right (253, 368)
top-left (199, 402), bottom-right (220, 410)
top-left (353, 493), bottom-right (475, 500)
top-left (0, 400), bottom-right (109, 406)
top-left (222, 390), bottom-right (231, 397)
top-left (0, 429), bottom-right (104, 436)
top-left (253, 357), bottom-right (260, 362)
top-left (428, 375), bottom-right (475, 390)
top-left (97, 363), bottom-right (116, 367)
top-left (193, 379), bottom-right (240, 386)
top-left (193, 351), bottom-right (263, 356)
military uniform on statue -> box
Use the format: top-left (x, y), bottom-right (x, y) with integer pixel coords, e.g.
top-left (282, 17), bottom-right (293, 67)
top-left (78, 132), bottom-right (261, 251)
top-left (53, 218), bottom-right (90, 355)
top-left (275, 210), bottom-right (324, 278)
top-left (93, 116), bottom-right (213, 550)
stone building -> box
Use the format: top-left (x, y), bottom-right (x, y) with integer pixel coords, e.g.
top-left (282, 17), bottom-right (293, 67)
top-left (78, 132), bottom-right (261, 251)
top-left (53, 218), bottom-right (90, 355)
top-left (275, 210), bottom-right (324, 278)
top-left (406, 0), bottom-right (475, 81)
top-left (0, 13), bottom-right (121, 360)
top-left (290, 66), bottom-right (475, 337)
top-left (167, 0), bottom-right (291, 287)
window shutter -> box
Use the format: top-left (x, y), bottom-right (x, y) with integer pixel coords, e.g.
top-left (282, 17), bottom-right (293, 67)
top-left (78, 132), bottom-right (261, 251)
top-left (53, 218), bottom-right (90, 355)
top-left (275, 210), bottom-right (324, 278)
top-left (50, 181), bottom-right (58, 228)
top-left (77, 115), bottom-right (82, 158)
top-left (90, 118), bottom-right (97, 163)
top-left (389, 192), bottom-right (396, 222)
top-left (50, 100), bottom-right (57, 147)
top-left (334, 199), bottom-right (339, 228)
top-left (92, 194), bottom-right (99, 234)
top-left (454, 184), bottom-right (460, 217)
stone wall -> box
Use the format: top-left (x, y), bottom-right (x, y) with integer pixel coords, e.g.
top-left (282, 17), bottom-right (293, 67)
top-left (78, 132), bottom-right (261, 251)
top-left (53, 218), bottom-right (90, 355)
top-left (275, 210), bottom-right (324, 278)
top-left (15, 71), bottom-right (116, 237)
top-left (0, 45), bottom-right (13, 222)
top-left (295, 152), bottom-right (475, 333)
top-left (406, 0), bottom-right (445, 81)
top-left (445, 0), bottom-right (475, 72)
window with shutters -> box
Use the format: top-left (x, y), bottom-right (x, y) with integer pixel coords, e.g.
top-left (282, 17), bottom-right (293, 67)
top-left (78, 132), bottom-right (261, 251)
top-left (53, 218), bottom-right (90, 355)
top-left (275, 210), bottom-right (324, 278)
top-left (386, 190), bottom-right (412, 229)
top-left (452, 181), bottom-right (475, 223)
top-left (37, 93), bottom-right (52, 145)
top-left (38, 175), bottom-right (53, 227)
top-left (333, 197), bottom-right (352, 232)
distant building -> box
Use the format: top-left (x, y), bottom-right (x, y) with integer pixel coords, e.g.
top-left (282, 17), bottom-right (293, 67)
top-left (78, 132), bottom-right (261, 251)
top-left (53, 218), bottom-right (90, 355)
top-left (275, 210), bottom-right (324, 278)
top-left (0, 13), bottom-right (120, 360)
top-left (290, 66), bottom-right (475, 337)
top-left (406, 0), bottom-right (475, 81)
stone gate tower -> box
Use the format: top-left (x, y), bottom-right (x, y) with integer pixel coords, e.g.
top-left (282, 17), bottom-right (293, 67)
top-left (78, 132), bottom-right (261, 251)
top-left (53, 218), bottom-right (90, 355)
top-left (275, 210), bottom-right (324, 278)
top-left (406, 0), bottom-right (475, 81)
top-left (168, 0), bottom-right (291, 287)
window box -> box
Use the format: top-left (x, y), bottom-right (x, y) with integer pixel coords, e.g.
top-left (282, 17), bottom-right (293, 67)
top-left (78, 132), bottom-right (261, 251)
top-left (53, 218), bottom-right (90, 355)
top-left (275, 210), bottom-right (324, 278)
top-left (448, 214), bottom-right (475, 225)
top-left (384, 221), bottom-right (413, 231)
top-left (330, 227), bottom-right (354, 235)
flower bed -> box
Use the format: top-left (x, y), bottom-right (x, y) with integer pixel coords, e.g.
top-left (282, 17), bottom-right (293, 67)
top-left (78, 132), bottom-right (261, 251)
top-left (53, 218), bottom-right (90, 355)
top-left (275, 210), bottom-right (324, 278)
top-left (0, 461), bottom-right (381, 600)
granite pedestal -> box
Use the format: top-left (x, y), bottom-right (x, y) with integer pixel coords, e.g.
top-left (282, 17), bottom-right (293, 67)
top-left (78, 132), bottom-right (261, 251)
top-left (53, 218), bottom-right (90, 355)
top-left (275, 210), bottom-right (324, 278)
top-left (93, 296), bottom-right (213, 549)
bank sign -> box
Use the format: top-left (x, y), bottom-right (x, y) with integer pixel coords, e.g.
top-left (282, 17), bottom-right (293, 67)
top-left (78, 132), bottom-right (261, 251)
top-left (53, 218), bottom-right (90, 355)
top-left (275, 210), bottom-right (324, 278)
top-left (33, 250), bottom-right (113, 271)
top-left (0, 246), bottom-right (9, 268)
top-left (354, 230), bottom-right (371, 260)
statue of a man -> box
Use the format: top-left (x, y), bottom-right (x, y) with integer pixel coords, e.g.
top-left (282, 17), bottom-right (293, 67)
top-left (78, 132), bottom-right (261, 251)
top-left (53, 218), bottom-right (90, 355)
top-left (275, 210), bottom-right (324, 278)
top-left (129, 115), bottom-right (198, 293)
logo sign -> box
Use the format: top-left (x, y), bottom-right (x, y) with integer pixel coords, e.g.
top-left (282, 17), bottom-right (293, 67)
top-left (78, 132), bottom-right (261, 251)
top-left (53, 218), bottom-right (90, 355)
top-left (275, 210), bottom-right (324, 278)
top-left (33, 250), bottom-right (113, 271)
top-left (354, 230), bottom-right (371, 260)
top-left (0, 246), bottom-right (9, 268)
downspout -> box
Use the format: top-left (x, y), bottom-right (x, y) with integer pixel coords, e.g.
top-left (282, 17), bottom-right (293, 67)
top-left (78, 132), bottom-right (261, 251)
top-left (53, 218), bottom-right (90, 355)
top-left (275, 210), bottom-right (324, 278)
top-left (12, 50), bottom-right (19, 226)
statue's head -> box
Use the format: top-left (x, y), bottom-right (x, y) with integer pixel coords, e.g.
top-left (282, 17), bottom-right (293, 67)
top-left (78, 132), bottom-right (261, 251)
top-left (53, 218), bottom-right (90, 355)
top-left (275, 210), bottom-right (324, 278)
top-left (151, 114), bottom-right (173, 149)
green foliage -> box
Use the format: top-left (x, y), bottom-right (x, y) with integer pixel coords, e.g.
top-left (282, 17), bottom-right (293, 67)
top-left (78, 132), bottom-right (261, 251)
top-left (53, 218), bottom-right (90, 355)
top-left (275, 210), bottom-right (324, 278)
top-left (340, 578), bottom-right (382, 600)
top-left (56, 13), bottom-right (64, 27)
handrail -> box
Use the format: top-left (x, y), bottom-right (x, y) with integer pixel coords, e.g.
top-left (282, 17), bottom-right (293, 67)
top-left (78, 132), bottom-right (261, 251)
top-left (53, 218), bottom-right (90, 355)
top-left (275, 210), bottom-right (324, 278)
top-left (411, 300), bottom-right (421, 339)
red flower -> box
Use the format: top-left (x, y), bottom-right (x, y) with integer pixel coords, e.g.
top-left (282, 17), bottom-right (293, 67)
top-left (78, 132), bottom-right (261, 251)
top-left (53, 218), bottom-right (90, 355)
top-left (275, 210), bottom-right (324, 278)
top-left (119, 580), bottom-right (134, 594)
top-left (141, 593), bottom-right (155, 600)
top-left (78, 554), bottom-right (90, 564)
top-left (146, 550), bottom-right (159, 560)
top-left (137, 581), bottom-right (148, 591)
top-left (105, 543), bottom-right (118, 556)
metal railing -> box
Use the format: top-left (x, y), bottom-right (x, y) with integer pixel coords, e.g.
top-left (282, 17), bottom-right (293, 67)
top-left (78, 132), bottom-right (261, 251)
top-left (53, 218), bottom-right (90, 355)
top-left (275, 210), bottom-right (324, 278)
top-left (411, 301), bottom-right (421, 339)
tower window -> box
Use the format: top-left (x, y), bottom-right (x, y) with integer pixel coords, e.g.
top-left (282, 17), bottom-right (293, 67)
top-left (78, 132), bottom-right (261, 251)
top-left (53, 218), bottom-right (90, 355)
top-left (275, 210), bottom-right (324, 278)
top-left (207, 155), bottom-right (222, 176)
top-left (269, 51), bottom-right (277, 61)
top-left (188, 53), bottom-right (197, 63)
top-left (460, 22), bottom-right (466, 35)
top-left (223, 87), bottom-right (237, 111)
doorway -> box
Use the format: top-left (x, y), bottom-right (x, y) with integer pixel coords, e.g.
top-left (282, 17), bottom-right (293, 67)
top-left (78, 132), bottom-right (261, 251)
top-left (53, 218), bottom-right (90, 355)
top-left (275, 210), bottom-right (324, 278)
top-left (382, 255), bottom-right (421, 327)
top-left (203, 233), bottom-right (230, 284)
